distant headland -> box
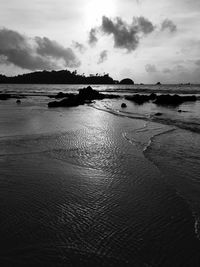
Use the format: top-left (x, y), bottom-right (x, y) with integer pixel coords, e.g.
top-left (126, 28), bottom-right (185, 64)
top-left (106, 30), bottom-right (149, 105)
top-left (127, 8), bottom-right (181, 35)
top-left (0, 70), bottom-right (134, 85)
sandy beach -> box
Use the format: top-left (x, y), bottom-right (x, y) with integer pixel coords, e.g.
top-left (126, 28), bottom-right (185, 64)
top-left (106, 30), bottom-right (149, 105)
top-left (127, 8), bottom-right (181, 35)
top-left (0, 96), bottom-right (199, 266)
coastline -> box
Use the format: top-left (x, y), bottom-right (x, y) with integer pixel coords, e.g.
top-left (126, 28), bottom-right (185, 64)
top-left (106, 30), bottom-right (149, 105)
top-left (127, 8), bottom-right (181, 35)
top-left (0, 97), bottom-right (200, 266)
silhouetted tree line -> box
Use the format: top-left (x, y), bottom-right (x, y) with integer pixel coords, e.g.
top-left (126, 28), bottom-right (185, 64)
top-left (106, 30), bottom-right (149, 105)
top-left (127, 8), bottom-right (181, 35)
top-left (0, 70), bottom-right (118, 84)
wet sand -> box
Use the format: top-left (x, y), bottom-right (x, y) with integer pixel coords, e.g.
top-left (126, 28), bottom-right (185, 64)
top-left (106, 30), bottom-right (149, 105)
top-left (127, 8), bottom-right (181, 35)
top-left (0, 98), bottom-right (200, 266)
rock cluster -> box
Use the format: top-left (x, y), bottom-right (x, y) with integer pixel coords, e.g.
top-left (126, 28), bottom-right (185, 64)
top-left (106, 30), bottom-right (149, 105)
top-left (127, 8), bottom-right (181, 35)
top-left (125, 94), bottom-right (196, 106)
top-left (48, 86), bottom-right (120, 108)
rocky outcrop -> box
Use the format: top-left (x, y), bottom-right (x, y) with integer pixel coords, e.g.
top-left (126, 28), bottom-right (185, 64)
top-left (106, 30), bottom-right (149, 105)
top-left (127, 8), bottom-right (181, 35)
top-left (48, 86), bottom-right (120, 108)
top-left (125, 93), bottom-right (156, 104)
top-left (154, 94), bottom-right (196, 106)
top-left (125, 93), bottom-right (196, 106)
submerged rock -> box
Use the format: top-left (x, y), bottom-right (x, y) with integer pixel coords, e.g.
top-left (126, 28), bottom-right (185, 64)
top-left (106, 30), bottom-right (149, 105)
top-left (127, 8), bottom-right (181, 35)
top-left (16, 99), bottom-right (21, 104)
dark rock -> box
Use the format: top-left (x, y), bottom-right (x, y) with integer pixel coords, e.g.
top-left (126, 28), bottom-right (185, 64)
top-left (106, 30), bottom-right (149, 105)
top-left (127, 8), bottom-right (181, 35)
top-left (121, 103), bottom-right (127, 108)
top-left (48, 86), bottom-right (120, 108)
top-left (78, 86), bottom-right (102, 100)
top-left (48, 95), bottom-right (84, 108)
top-left (154, 94), bottom-right (196, 106)
top-left (56, 92), bottom-right (67, 98)
top-left (48, 92), bottom-right (75, 99)
top-left (155, 112), bottom-right (162, 116)
top-left (16, 99), bottom-right (21, 104)
top-left (178, 109), bottom-right (188, 113)
top-left (55, 92), bottom-right (75, 99)
top-left (120, 78), bottom-right (134, 85)
top-left (124, 93), bottom-right (197, 107)
top-left (156, 82), bottom-right (161, 85)
top-left (0, 93), bottom-right (11, 100)
top-left (0, 93), bottom-right (26, 100)
top-left (103, 94), bottom-right (120, 99)
top-left (149, 93), bottom-right (157, 100)
top-left (125, 94), bottom-right (150, 105)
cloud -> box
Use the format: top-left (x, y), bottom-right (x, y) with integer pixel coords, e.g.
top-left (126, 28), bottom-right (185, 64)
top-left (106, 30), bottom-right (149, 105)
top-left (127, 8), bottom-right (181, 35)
top-left (98, 50), bottom-right (108, 64)
top-left (163, 65), bottom-right (187, 75)
top-left (145, 64), bottom-right (157, 73)
top-left (161, 19), bottom-right (177, 33)
top-left (175, 64), bottom-right (187, 72)
top-left (195, 59), bottom-right (200, 66)
top-left (89, 16), bottom-right (155, 52)
top-left (136, 17), bottom-right (155, 34)
top-left (0, 28), bottom-right (80, 70)
top-left (72, 41), bottom-right (86, 53)
top-left (88, 28), bottom-right (98, 45)
top-left (163, 68), bottom-right (172, 74)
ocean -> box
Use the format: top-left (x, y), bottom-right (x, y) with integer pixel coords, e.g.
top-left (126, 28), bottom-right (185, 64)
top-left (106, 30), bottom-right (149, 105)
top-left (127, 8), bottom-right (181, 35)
top-left (0, 83), bottom-right (200, 266)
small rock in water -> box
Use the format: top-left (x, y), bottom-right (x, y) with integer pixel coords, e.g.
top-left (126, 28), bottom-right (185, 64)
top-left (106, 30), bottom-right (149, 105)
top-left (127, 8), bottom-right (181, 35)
top-left (121, 103), bottom-right (127, 108)
top-left (16, 99), bottom-right (21, 104)
top-left (155, 112), bottom-right (162, 116)
top-left (178, 109), bottom-right (188, 113)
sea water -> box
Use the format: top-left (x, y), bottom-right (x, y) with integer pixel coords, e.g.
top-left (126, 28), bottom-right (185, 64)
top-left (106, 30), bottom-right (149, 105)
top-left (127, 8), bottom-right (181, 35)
top-left (0, 83), bottom-right (200, 266)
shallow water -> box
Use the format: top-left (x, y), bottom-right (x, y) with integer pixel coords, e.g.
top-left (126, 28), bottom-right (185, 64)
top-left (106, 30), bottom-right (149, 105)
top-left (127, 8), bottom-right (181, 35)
top-left (0, 98), bottom-right (200, 266)
top-left (144, 128), bottom-right (200, 238)
top-left (91, 98), bottom-right (200, 239)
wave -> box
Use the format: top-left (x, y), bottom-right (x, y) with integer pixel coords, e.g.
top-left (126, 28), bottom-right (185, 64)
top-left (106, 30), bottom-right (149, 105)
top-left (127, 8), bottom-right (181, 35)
top-left (2, 83), bottom-right (200, 96)
top-left (151, 116), bottom-right (200, 134)
top-left (101, 88), bottom-right (200, 95)
top-left (90, 101), bottom-right (200, 134)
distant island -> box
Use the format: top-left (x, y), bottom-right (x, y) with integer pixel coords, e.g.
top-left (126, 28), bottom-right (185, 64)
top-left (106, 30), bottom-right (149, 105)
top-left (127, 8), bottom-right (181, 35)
top-left (0, 70), bottom-right (134, 85)
top-left (119, 78), bottom-right (134, 85)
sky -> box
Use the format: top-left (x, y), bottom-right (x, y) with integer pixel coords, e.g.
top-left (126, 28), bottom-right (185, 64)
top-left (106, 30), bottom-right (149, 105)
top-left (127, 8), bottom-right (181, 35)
top-left (0, 0), bottom-right (200, 83)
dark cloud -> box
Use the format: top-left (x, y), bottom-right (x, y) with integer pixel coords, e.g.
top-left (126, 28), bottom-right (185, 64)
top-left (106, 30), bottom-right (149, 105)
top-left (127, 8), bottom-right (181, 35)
top-left (163, 68), bottom-right (172, 74)
top-left (98, 50), bottom-right (108, 64)
top-left (72, 41), bottom-right (87, 53)
top-left (145, 64), bottom-right (157, 73)
top-left (101, 16), bottom-right (155, 51)
top-left (0, 28), bottom-right (80, 70)
top-left (161, 19), bottom-right (177, 33)
top-left (195, 59), bottom-right (200, 66)
top-left (136, 17), bottom-right (155, 34)
top-left (175, 64), bottom-right (186, 72)
top-left (88, 28), bottom-right (98, 45)
top-left (89, 16), bottom-right (155, 52)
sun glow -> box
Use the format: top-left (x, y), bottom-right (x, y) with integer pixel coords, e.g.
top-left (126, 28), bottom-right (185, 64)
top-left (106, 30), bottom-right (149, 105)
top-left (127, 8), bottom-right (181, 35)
top-left (84, 0), bottom-right (117, 27)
